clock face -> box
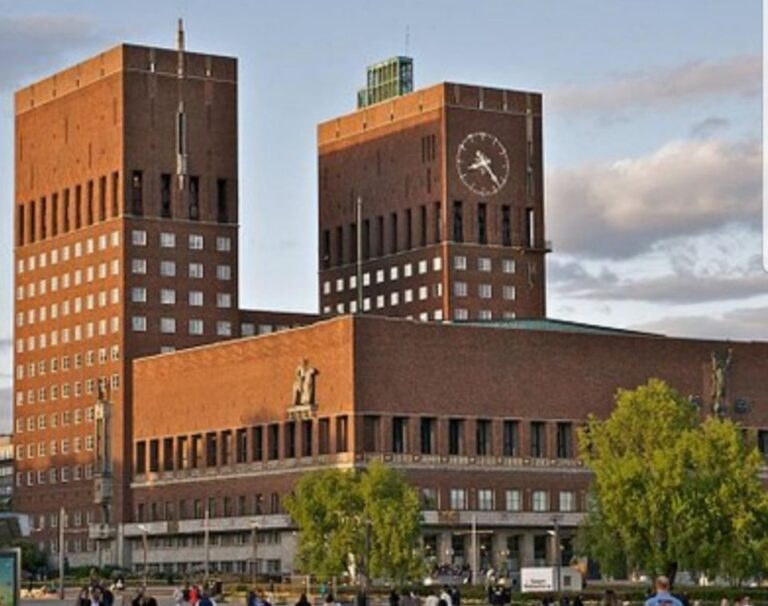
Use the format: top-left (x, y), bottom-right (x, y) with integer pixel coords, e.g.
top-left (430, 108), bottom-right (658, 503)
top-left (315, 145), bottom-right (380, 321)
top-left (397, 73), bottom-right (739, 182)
top-left (456, 132), bottom-right (510, 196)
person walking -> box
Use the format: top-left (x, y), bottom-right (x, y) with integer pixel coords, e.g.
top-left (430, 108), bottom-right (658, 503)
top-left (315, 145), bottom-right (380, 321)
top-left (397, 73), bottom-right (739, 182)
top-left (296, 594), bottom-right (312, 606)
top-left (644, 577), bottom-right (682, 606)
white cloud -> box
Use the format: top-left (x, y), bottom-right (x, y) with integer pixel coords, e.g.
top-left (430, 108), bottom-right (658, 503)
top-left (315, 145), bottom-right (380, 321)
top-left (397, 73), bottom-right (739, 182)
top-left (547, 138), bottom-right (761, 259)
top-left (548, 54), bottom-right (760, 115)
top-left (632, 306), bottom-right (768, 341)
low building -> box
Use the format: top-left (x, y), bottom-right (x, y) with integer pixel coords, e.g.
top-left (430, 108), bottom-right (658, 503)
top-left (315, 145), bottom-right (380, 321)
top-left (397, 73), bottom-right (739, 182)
top-left (121, 314), bottom-right (768, 577)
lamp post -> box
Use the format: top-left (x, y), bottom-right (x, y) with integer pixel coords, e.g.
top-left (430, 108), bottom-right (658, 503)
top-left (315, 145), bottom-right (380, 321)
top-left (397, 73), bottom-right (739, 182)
top-left (58, 507), bottom-right (65, 599)
top-left (137, 524), bottom-right (149, 588)
top-left (203, 507), bottom-right (210, 586)
top-left (250, 519), bottom-right (260, 586)
top-left (548, 517), bottom-right (562, 595)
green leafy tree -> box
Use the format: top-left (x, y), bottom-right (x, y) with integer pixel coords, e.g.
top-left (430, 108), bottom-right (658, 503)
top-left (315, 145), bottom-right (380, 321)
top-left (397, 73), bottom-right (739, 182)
top-left (284, 462), bottom-right (423, 583)
top-left (578, 379), bottom-right (768, 586)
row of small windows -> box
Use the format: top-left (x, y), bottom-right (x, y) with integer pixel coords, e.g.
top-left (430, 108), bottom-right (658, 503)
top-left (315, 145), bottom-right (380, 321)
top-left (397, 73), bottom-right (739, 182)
top-left (131, 259), bottom-right (231, 280)
top-left (16, 318), bottom-right (121, 355)
top-left (131, 287), bottom-right (232, 308)
top-left (130, 172), bottom-right (230, 223)
top-left (322, 201), bottom-right (537, 268)
top-left (34, 509), bottom-right (94, 531)
top-left (16, 374), bottom-right (120, 406)
top-left (17, 231), bottom-right (120, 274)
top-left (131, 230), bottom-right (232, 252)
top-left (422, 487), bottom-right (578, 513)
top-left (17, 287), bottom-right (121, 328)
top-left (16, 346), bottom-right (119, 381)
top-left (135, 493), bottom-right (285, 523)
top-left (132, 317), bottom-right (232, 337)
top-left (17, 173), bottom-right (120, 247)
top-left (454, 309), bottom-right (516, 321)
top-left (17, 260), bottom-right (121, 302)
top-left (323, 256), bottom-right (444, 296)
top-left (16, 435), bottom-right (95, 460)
top-left (16, 463), bottom-right (94, 487)
top-left (323, 284), bottom-right (444, 315)
top-left (16, 407), bottom-right (96, 433)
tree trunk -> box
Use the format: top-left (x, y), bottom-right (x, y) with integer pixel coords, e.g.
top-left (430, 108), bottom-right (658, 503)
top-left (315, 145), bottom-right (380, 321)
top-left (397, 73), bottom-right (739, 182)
top-left (664, 562), bottom-right (678, 590)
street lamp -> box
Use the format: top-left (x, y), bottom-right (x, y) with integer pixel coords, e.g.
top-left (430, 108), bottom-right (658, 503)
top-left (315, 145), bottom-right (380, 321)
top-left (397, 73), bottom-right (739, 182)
top-left (250, 519), bottom-right (261, 586)
top-left (547, 517), bottom-right (562, 595)
top-left (137, 524), bottom-right (149, 588)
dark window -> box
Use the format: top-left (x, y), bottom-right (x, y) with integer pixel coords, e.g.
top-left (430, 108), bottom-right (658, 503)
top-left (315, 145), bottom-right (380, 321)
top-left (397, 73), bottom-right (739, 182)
top-left (269, 493), bottom-right (280, 514)
top-left (525, 207), bottom-right (535, 248)
top-left (534, 535), bottom-right (548, 561)
top-left (363, 219), bottom-right (371, 260)
top-left (17, 204), bottom-right (24, 246)
top-left (477, 203), bottom-right (487, 244)
top-left (163, 438), bottom-right (173, 471)
top-left (392, 417), bottom-right (408, 454)
top-left (285, 422), bottom-right (296, 459)
top-left (251, 427), bottom-right (263, 461)
top-left (237, 495), bottom-right (247, 516)
top-left (758, 430), bottom-right (768, 457)
top-left (188, 176), bottom-right (200, 220)
top-left (453, 201), bottom-right (463, 242)
top-left (207, 497), bottom-right (217, 518)
top-left (420, 205), bottom-right (427, 246)
top-left (40, 197), bottom-right (47, 240)
top-left (336, 416), bottom-right (349, 452)
top-left (217, 178), bottom-right (228, 223)
top-left (336, 226), bottom-right (343, 266)
top-left (448, 419), bottom-right (463, 456)
top-left (99, 176), bottom-right (107, 221)
top-left (502, 205), bottom-right (512, 247)
top-left (268, 424), bottom-right (280, 460)
top-left (390, 212), bottom-right (398, 254)
top-left (191, 435), bottom-right (203, 469)
top-left (135, 441), bottom-right (146, 474)
top-left (177, 111), bottom-right (186, 155)
top-left (51, 193), bottom-right (59, 237)
top-left (205, 433), bottom-right (217, 467)
top-left (319, 418), bottom-right (330, 455)
top-left (420, 417), bottom-right (436, 455)
top-left (179, 500), bottom-right (188, 519)
top-left (161, 174), bottom-right (172, 218)
top-left (363, 416), bottom-right (379, 453)
top-left (111, 172), bottom-right (119, 217)
top-left (86, 181), bottom-right (94, 225)
top-left (194, 499), bottom-right (203, 519)
top-left (322, 230), bottom-right (331, 269)
top-left (75, 186), bottom-right (82, 229)
top-left (130, 172), bottom-right (143, 216)
top-left (137, 503), bottom-right (146, 523)
top-left (376, 216), bottom-right (384, 257)
top-left (236, 429), bottom-right (247, 464)
top-left (301, 420), bottom-right (312, 457)
top-left (556, 422), bottom-right (573, 459)
top-left (176, 436), bottom-right (188, 469)
top-left (476, 419), bottom-right (491, 456)
top-left (223, 497), bottom-right (233, 517)
top-left (503, 420), bottom-right (519, 456)
top-left (148, 440), bottom-right (159, 472)
top-left (254, 494), bottom-right (264, 514)
top-left (434, 202), bottom-right (442, 243)
top-left (405, 208), bottom-right (413, 249)
top-left (531, 422), bottom-right (546, 458)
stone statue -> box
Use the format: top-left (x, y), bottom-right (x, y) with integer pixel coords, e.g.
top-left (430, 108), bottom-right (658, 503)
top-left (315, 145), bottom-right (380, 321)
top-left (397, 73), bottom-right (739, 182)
top-left (292, 358), bottom-right (318, 407)
top-left (711, 348), bottom-right (733, 416)
top-left (97, 377), bottom-right (108, 402)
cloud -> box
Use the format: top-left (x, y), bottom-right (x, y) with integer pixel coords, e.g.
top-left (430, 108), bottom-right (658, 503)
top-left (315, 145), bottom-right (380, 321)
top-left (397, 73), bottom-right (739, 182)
top-left (632, 306), bottom-right (768, 341)
top-left (690, 117), bottom-right (730, 139)
top-left (547, 138), bottom-right (761, 259)
top-left (0, 15), bottom-right (105, 92)
top-left (548, 54), bottom-right (761, 114)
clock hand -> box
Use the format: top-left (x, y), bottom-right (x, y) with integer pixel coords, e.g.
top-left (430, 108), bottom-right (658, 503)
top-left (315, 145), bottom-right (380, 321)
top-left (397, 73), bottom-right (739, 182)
top-left (485, 163), bottom-right (502, 189)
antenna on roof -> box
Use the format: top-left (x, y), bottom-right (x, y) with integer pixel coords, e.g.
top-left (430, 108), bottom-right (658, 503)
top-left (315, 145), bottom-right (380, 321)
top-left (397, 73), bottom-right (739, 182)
top-left (405, 24), bottom-right (410, 56)
top-left (176, 18), bottom-right (185, 52)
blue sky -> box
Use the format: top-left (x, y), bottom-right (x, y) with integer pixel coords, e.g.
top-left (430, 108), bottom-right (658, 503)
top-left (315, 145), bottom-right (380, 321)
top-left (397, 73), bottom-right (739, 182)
top-left (0, 0), bottom-right (763, 423)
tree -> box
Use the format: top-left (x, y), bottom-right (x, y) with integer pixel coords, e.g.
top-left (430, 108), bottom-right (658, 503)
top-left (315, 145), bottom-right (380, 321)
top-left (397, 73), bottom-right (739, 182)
top-left (284, 462), bottom-right (423, 583)
top-left (577, 379), bottom-right (768, 586)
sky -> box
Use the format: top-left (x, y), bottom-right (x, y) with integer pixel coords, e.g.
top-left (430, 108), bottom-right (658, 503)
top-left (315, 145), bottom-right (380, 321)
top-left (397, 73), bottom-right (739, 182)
top-left (0, 0), bottom-right (763, 426)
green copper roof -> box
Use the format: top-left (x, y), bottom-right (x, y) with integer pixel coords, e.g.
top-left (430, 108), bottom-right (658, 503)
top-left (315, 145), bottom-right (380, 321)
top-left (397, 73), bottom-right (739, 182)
top-left (464, 317), bottom-right (659, 337)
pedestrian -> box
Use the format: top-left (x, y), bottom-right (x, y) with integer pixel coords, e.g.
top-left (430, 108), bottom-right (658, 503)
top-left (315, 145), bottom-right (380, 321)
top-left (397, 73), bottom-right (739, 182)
top-left (198, 592), bottom-right (215, 606)
top-left (425, 589), bottom-right (439, 606)
top-left (90, 587), bottom-right (106, 606)
top-left (324, 593), bottom-right (339, 606)
top-left (449, 587), bottom-right (460, 606)
top-left (390, 589), bottom-right (401, 606)
top-left (76, 587), bottom-right (90, 606)
top-left (644, 577), bottom-right (682, 606)
top-left (440, 587), bottom-right (452, 606)
top-left (296, 594), bottom-right (311, 606)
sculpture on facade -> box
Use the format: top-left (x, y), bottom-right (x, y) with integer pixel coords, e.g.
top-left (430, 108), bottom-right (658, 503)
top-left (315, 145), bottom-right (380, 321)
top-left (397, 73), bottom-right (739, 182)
top-left (710, 348), bottom-right (733, 416)
top-left (292, 358), bottom-right (319, 407)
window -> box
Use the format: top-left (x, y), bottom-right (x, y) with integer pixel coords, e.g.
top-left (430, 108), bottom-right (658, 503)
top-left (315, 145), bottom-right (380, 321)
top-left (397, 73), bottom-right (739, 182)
top-left (478, 489), bottom-right (494, 511)
top-left (217, 293), bottom-right (232, 308)
top-left (503, 421), bottom-right (519, 456)
top-left (454, 255), bottom-right (467, 270)
top-left (161, 173), bottom-right (172, 218)
top-left (217, 321), bottom-right (232, 336)
top-left (160, 261), bottom-right (176, 277)
top-left (160, 318), bottom-right (176, 334)
top-left (216, 236), bottom-right (231, 252)
top-left (392, 417), bottom-right (408, 453)
top-left (454, 282), bottom-right (467, 297)
top-left (132, 230), bottom-right (147, 246)
top-left (335, 416), bottom-right (349, 452)
top-left (189, 320), bottom-right (204, 335)
top-left (531, 422), bottom-right (546, 458)
top-left (532, 490), bottom-right (549, 512)
top-left (478, 257), bottom-right (491, 272)
top-left (448, 419), bottom-right (463, 456)
top-left (450, 488), bottom-right (466, 510)
top-left (454, 308), bottom-right (468, 321)
top-left (479, 284), bottom-right (492, 299)
top-left (477, 203), bottom-right (487, 244)
top-left (452, 201), bottom-right (463, 242)
top-left (217, 178), bottom-right (228, 223)
top-left (189, 291), bottom-right (203, 306)
top-left (421, 488), bottom-right (438, 509)
top-left (557, 423), bottom-right (573, 458)
top-left (420, 418), bottom-right (436, 455)
top-left (131, 171), bottom-right (143, 215)
top-left (189, 263), bottom-right (204, 278)
top-left (132, 316), bottom-right (147, 332)
top-left (476, 419), bottom-right (491, 456)
top-left (189, 176), bottom-right (200, 220)
top-left (559, 491), bottom-right (575, 512)
top-left (503, 285), bottom-right (516, 301)
top-left (160, 232), bottom-right (176, 248)
top-left (759, 430), bottom-right (768, 457)
top-left (132, 259), bottom-right (147, 274)
top-left (502, 259), bottom-right (516, 274)
top-left (525, 208), bottom-right (535, 248)
top-left (160, 289), bottom-right (176, 305)
top-left (505, 489), bottom-right (521, 512)
top-left (189, 234), bottom-right (204, 250)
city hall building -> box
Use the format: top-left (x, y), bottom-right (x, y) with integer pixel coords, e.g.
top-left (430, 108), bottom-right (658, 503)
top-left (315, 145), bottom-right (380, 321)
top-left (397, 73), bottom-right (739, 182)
top-left (11, 30), bottom-right (768, 576)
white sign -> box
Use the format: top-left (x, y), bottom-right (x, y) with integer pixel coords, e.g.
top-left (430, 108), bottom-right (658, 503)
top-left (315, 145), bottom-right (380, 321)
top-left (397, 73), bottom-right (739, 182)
top-left (521, 567), bottom-right (583, 593)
